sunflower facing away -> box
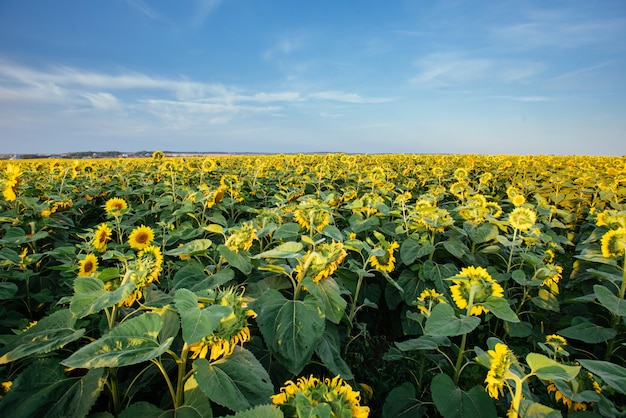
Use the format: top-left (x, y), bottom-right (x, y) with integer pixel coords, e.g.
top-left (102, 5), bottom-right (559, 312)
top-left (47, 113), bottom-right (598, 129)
top-left (93, 223), bottom-right (112, 252)
top-left (78, 253), bottom-right (98, 277)
top-left (294, 241), bottom-right (348, 283)
top-left (547, 371), bottom-right (601, 412)
top-left (128, 225), bottom-right (155, 250)
top-left (508, 207), bottom-right (537, 232)
top-left (415, 289), bottom-right (447, 316)
top-left (449, 266), bottom-right (504, 316)
top-left (188, 287), bottom-right (256, 361)
top-left (600, 227), bottom-right (626, 258)
top-left (104, 197), bottom-right (128, 217)
top-left (271, 374), bottom-right (370, 418)
top-left (369, 240), bottom-right (400, 273)
top-left (484, 343), bottom-right (518, 400)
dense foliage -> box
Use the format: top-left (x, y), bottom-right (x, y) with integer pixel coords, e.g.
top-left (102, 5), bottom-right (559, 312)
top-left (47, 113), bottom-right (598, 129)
top-left (1, 153), bottom-right (625, 417)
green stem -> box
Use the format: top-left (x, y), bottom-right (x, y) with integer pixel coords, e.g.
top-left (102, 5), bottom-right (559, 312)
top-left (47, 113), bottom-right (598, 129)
top-left (151, 358), bottom-right (177, 408)
top-left (619, 257), bottom-right (626, 300)
top-left (109, 367), bottom-right (121, 415)
top-left (348, 272), bottom-right (365, 331)
top-left (174, 343), bottom-right (190, 408)
top-left (453, 286), bottom-right (477, 384)
top-left (506, 228), bottom-right (518, 273)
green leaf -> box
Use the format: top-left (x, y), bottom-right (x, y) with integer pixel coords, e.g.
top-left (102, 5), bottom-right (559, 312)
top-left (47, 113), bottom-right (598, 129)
top-left (220, 404), bottom-right (284, 418)
top-left (0, 227), bottom-right (48, 245)
top-left (70, 276), bottom-right (135, 318)
top-left (526, 353), bottom-right (580, 381)
top-left (183, 375), bottom-right (213, 418)
top-left (295, 392), bottom-right (332, 418)
top-left (430, 374), bottom-right (497, 418)
top-left (517, 400), bottom-right (562, 418)
top-left (173, 263), bottom-right (235, 291)
top-left (483, 297), bottom-right (519, 323)
top-left (252, 290), bottom-right (325, 375)
top-left (174, 289), bottom-right (232, 345)
top-left (400, 238), bottom-right (420, 265)
top-left (593, 285), bottom-right (626, 317)
top-left (218, 245), bottom-right (252, 275)
top-left (0, 360), bottom-right (106, 418)
top-left (424, 304), bottom-right (481, 337)
top-left (467, 223), bottom-right (499, 244)
top-left (303, 276), bottom-right (346, 324)
top-left (558, 317), bottom-right (617, 344)
top-left (0, 309), bottom-right (85, 365)
top-left (315, 324), bottom-right (354, 380)
top-left (506, 321), bottom-right (533, 338)
top-left (578, 359), bottom-right (626, 395)
top-left (530, 289), bottom-right (560, 312)
top-left (382, 382), bottom-right (426, 418)
top-left (443, 237), bottom-right (468, 260)
top-left (395, 335), bottom-right (450, 351)
top-left (164, 239), bottom-right (212, 256)
top-left (0, 282), bottom-right (18, 299)
top-left (321, 225), bottom-right (343, 241)
top-left (253, 242), bottom-right (303, 259)
top-left (193, 347), bottom-right (274, 412)
top-left (272, 222), bottom-right (302, 240)
top-left (119, 402), bottom-right (163, 418)
top-left (61, 312), bottom-right (173, 368)
top-left (349, 213), bottom-right (379, 233)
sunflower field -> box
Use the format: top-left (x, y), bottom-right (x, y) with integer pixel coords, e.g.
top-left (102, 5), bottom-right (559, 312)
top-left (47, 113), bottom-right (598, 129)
top-left (1, 153), bottom-right (625, 418)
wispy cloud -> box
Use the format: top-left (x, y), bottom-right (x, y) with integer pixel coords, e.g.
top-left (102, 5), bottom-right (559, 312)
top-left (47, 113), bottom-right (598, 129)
top-left (191, 0), bottom-right (223, 28)
top-left (125, 0), bottom-right (161, 20)
top-left (308, 90), bottom-right (391, 104)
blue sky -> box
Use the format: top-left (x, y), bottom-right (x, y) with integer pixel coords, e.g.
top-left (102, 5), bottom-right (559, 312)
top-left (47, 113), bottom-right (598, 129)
top-left (1, 0), bottom-right (625, 155)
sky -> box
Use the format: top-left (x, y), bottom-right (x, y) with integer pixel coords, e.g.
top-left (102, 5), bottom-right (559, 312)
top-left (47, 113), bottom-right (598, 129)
top-left (0, 0), bottom-right (625, 156)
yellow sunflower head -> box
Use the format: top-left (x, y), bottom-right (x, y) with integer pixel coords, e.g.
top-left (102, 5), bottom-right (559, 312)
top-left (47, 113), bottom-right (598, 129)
top-left (547, 371), bottom-right (601, 411)
top-left (512, 195), bottom-right (526, 207)
top-left (484, 343), bottom-right (517, 399)
top-left (104, 197), bottom-right (128, 217)
top-left (449, 266), bottom-right (504, 316)
top-left (415, 289), bottom-right (447, 316)
top-left (600, 227), bottom-right (626, 259)
top-left (508, 207), bottom-right (537, 232)
top-left (369, 239), bottom-right (400, 273)
top-left (294, 241), bottom-right (347, 283)
top-left (93, 223), bottom-right (112, 252)
top-left (271, 375), bottom-right (370, 418)
top-left (78, 253), bottom-right (98, 277)
top-left (224, 222), bottom-right (258, 252)
top-left (128, 225), bottom-right (154, 250)
top-left (293, 198), bottom-right (332, 232)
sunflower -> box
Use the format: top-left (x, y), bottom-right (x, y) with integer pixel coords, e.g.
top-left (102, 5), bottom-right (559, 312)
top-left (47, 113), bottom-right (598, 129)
top-left (104, 197), bottom-right (128, 217)
top-left (293, 198), bottom-right (332, 232)
top-left (93, 223), bottom-right (112, 252)
top-left (224, 222), bottom-right (258, 252)
top-left (508, 207), bottom-right (537, 232)
top-left (188, 287), bottom-right (256, 361)
top-left (449, 266), bottom-right (504, 316)
top-left (540, 264), bottom-right (563, 294)
top-left (128, 225), bottom-right (154, 250)
top-left (415, 289), bottom-right (447, 316)
top-left (411, 200), bottom-right (454, 233)
top-left (271, 375), bottom-right (370, 418)
top-left (78, 253), bottom-right (98, 277)
top-left (600, 227), bottom-right (626, 258)
top-left (544, 334), bottom-right (567, 356)
top-left (2, 179), bottom-right (17, 201)
top-left (484, 343), bottom-right (517, 399)
top-left (137, 245), bottom-right (163, 284)
top-left (547, 371), bottom-right (601, 412)
top-left (294, 241), bottom-right (347, 283)
top-left (369, 241), bottom-right (400, 273)
top-left (511, 195), bottom-right (526, 207)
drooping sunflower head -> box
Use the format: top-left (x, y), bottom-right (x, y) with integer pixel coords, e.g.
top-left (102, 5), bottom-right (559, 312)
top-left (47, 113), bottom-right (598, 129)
top-left (415, 289), bottom-right (447, 316)
top-left (539, 264), bottom-right (563, 294)
top-left (484, 343), bottom-right (517, 399)
top-left (271, 375), bottom-right (370, 418)
top-left (293, 198), bottom-right (332, 232)
top-left (411, 201), bottom-right (454, 233)
top-left (458, 194), bottom-right (490, 224)
top-left (189, 287), bottom-right (256, 361)
top-left (547, 371), bottom-right (602, 412)
top-left (93, 223), bottom-right (112, 252)
top-left (104, 197), bottom-right (128, 217)
top-left (508, 207), bottom-right (537, 232)
top-left (369, 239), bottom-right (400, 273)
top-left (224, 222), bottom-right (258, 252)
top-left (595, 210), bottom-right (626, 229)
top-left (449, 266), bottom-right (504, 316)
top-left (78, 253), bottom-right (98, 277)
top-left (294, 241), bottom-right (347, 283)
top-left (541, 334), bottom-right (568, 357)
top-left (128, 225), bottom-right (154, 250)
top-left (600, 227), bottom-right (626, 259)
top-left (137, 245), bottom-right (163, 285)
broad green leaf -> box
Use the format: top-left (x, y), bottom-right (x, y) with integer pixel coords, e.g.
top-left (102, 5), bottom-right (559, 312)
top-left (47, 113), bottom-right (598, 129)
top-left (382, 382), bottom-right (426, 418)
top-left (164, 239), bottom-right (212, 256)
top-left (220, 404), bottom-right (284, 418)
top-left (174, 289), bottom-right (232, 345)
top-left (62, 312), bottom-right (172, 368)
top-left (526, 353), bottom-right (580, 381)
top-left (467, 223), bottom-right (499, 244)
top-left (295, 392), bottom-right (332, 418)
top-left (0, 359), bottom-right (106, 418)
top-left (349, 213), bottom-right (379, 233)
top-left (321, 225), bottom-right (343, 241)
top-left (218, 245), bottom-right (252, 275)
top-left (272, 222), bottom-right (301, 240)
top-left (430, 374), bottom-right (497, 418)
top-left (119, 402), bottom-right (163, 418)
top-left (315, 324), bottom-right (354, 380)
top-left (396, 269), bottom-right (421, 305)
top-left (173, 263), bottom-right (235, 291)
top-left (578, 359), bottom-right (626, 395)
top-left (593, 285), bottom-right (626, 317)
top-left (517, 400), bottom-right (562, 418)
top-left (159, 406), bottom-right (204, 418)
top-left (552, 379), bottom-right (600, 403)
top-left (303, 276), bottom-right (346, 324)
top-left (400, 238), bottom-right (420, 265)
top-left (183, 376), bottom-right (213, 418)
top-left (70, 276), bottom-right (135, 318)
top-left (483, 297), bottom-right (519, 323)
top-left (558, 317), bottom-right (617, 344)
top-left (253, 242), bottom-right (303, 259)
top-left (0, 247), bottom-right (21, 264)
top-left (531, 289), bottom-right (560, 312)
top-left (443, 237), bottom-right (469, 260)
top-left (252, 290), bottom-right (325, 375)
top-left (193, 347), bottom-right (274, 412)
top-left (424, 304), bottom-right (481, 337)
top-left (0, 309), bottom-right (85, 365)
top-left (0, 227), bottom-right (48, 245)
top-left (506, 321), bottom-right (533, 338)
top-left (0, 282), bottom-right (18, 299)
top-left (395, 335), bottom-right (450, 351)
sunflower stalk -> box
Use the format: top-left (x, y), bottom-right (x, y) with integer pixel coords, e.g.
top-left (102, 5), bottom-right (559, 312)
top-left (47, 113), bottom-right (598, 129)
top-left (453, 284), bottom-right (477, 385)
top-left (506, 228), bottom-right (519, 273)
